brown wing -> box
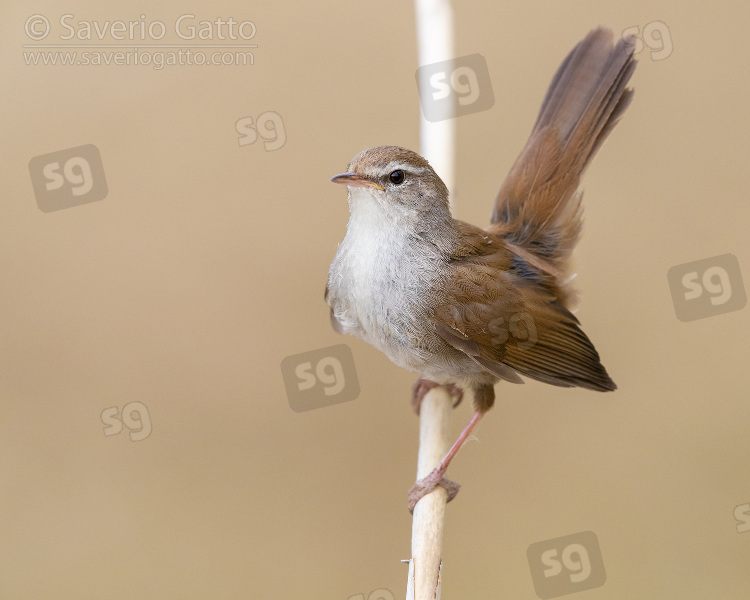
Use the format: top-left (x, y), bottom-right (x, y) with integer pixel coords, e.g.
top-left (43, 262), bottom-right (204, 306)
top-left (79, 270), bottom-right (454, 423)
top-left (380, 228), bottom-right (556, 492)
top-left (433, 222), bottom-right (616, 391)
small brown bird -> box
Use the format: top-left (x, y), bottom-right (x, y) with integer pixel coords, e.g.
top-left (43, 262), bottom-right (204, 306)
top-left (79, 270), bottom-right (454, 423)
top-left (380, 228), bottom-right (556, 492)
top-left (326, 28), bottom-right (635, 511)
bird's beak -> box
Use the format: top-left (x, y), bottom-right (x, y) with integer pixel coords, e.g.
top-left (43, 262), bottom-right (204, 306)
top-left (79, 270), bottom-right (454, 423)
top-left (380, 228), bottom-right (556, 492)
top-left (330, 171), bottom-right (384, 191)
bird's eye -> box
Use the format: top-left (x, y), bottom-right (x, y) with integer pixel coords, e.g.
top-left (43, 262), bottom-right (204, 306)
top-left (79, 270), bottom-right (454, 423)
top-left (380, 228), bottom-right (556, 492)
top-left (389, 170), bottom-right (405, 185)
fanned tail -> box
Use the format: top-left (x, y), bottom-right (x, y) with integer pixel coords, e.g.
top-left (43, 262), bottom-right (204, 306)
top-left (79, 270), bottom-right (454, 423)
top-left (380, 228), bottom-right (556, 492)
top-left (489, 27), bottom-right (636, 306)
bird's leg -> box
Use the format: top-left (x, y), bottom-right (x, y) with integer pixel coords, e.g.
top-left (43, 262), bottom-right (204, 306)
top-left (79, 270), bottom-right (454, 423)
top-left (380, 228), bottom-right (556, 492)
top-left (407, 410), bottom-right (485, 513)
top-left (408, 383), bottom-right (494, 513)
top-left (411, 378), bottom-right (464, 415)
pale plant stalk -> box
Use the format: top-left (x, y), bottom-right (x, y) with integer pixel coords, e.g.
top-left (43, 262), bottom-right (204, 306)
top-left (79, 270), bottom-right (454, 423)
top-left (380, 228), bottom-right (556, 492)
top-left (408, 2), bottom-right (455, 598)
top-left (415, 0), bottom-right (455, 201)
top-left (405, 387), bottom-right (453, 600)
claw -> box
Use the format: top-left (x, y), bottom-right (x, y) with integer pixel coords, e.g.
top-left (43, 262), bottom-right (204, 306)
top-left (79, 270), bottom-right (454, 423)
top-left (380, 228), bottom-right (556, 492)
top-left (411, 379), bottom-right (464, 415)
top-left (406, 410), bottom-right (486, 513)
top-left (407, 468), bottom-right (461, 514)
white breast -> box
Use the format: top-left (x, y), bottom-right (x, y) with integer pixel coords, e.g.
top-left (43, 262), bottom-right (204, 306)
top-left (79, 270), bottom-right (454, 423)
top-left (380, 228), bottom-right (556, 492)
top-left (327, 187), bottom-right (443, 370)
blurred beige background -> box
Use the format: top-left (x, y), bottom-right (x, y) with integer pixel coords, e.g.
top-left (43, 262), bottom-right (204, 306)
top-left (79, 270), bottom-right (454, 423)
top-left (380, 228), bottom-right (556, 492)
top-left (2, 1), bottom-right (750, 598)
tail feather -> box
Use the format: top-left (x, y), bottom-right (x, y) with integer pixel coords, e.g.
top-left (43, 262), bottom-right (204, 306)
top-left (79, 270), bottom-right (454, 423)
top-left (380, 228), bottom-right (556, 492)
top-left (489, 27), bottom-right (635, 305)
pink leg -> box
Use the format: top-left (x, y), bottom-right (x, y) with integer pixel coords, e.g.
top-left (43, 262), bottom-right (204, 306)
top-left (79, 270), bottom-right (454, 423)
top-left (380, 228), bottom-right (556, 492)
top-left (407, 410), bottom-right (485, 513)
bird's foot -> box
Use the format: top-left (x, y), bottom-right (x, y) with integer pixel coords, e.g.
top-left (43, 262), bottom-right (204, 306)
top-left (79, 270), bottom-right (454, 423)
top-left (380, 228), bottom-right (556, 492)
top-left (406, 410), bottom-right (486, 513)
top-left (411, 378), bottom-right (464, 415)
top-left (407, 467), bottom-right (461, 514)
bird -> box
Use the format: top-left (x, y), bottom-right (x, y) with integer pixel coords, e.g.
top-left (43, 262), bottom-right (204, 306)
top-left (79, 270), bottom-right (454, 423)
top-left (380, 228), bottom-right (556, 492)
top-left (325, 27), bottom-right (635, 512)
